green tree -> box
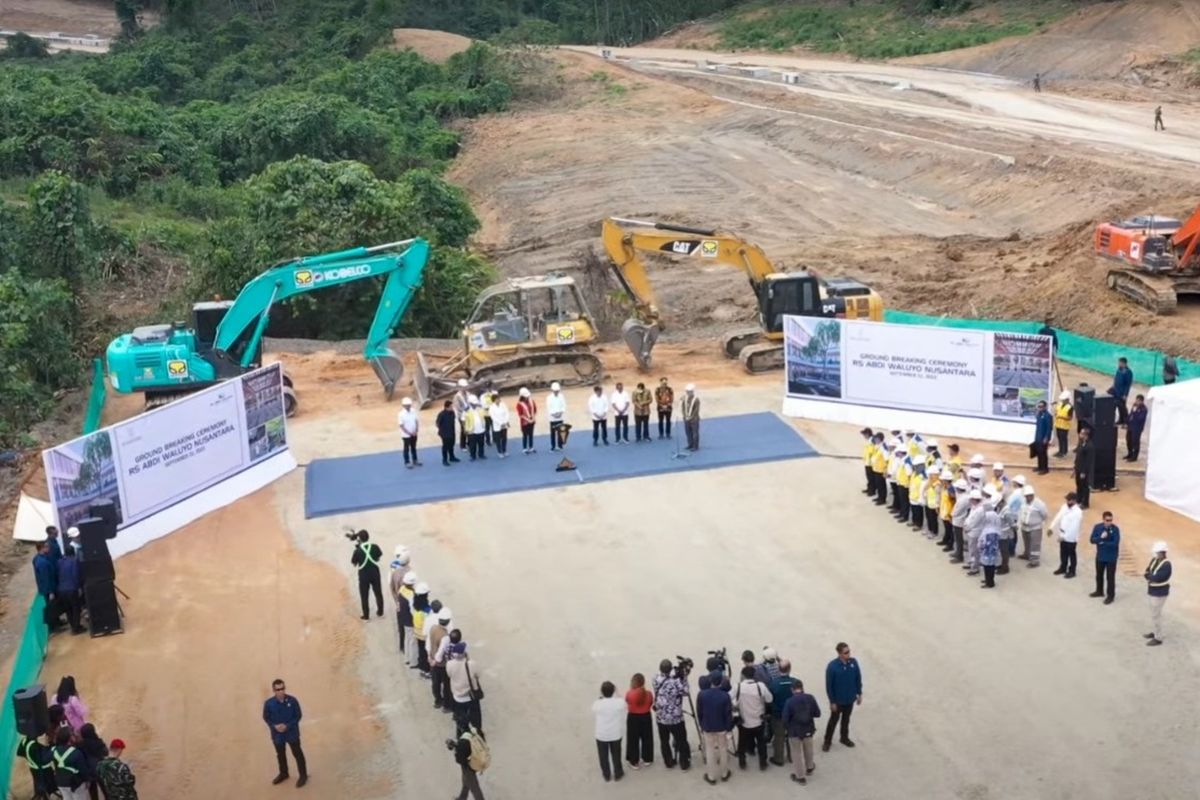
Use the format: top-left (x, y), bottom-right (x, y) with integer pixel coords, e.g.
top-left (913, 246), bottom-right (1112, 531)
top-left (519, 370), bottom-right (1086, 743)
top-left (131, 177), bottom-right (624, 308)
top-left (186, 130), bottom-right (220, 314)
top-left (2, 33), bottom-right (51, 59)
top-left (26, 171), bottom-right (93, 292)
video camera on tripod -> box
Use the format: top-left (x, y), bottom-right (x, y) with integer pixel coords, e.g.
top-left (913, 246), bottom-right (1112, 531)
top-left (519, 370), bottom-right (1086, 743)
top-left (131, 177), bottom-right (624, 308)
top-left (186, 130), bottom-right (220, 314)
top-left (705, 646), bottom-right (730, 679)
top-left (672, 654), bottom-right (694, 679)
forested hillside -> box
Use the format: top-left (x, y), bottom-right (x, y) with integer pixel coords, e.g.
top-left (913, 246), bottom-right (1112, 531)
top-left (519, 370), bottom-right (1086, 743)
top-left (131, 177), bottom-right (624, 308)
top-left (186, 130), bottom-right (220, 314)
top-left (0, 0), bottom-right (512, 445)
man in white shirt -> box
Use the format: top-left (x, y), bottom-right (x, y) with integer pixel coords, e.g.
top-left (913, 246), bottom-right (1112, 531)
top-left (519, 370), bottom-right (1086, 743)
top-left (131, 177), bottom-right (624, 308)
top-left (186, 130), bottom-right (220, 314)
top-left (733, 665), bottom-right (774, 771)
top-left (963, 489), bottom-right (986, 577)
top-left (546, 382), bottom-right (567, 451)
top-left (592, 681), bottom-right (626, 782)
top-left (488, 391), bottom-right (511, 458)
top-left (453, 378), bottom-right (470, 452)
top-left (588, 385), bottom-right (610, 446)
top-left (610, 382), bottom-right (631, 443)
top-left (397, 397), bottom-right (422, 469)
top-left (1049, 491), bottom-right (1083, 579)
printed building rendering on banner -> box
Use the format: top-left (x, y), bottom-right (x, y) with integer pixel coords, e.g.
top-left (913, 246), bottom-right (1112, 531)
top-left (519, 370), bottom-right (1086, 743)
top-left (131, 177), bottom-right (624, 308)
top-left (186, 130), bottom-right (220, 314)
top-left (44, 363), bottom-right (289, 532)
top-left (785, 317), bottom-right (1053, 423)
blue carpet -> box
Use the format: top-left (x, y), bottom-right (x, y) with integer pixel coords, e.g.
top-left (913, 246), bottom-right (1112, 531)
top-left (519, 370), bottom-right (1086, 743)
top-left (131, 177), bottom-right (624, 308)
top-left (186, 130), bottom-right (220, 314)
top-left (304, 411), bottom-right (817, 518)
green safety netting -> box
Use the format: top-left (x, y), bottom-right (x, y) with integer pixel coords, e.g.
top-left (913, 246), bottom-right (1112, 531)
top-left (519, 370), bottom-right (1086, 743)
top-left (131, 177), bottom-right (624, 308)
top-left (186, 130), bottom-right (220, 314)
top-left (884, 311), bottom-right (1200, 386)
top-left (1, 359), bottom-right (106, 795)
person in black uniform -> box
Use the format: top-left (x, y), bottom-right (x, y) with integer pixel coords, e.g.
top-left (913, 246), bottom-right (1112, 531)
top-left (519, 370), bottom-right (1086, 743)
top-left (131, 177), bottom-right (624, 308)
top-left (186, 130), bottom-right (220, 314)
top-left (436, 400), bottom-right (461, 467)
top-left (1073, 428), bottom-right (1095, 509)
top-left (350, 530), bottom-right (384, 620)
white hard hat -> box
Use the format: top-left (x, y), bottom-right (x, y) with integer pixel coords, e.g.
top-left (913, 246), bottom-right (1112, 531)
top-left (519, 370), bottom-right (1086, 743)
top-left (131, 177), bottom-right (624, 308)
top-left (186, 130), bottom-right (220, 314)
top-left (468, 394), bottom-right (479, 404)
top-left (968, 467), bottom-right (983, 480)
top-left (66, 526), bottom-right (81, 539)
top-left (1059, 390), bottom-right (1071, 400)
top-left (953, 479), bottom-right (968, 490)
top-left (1012, 474), bottom-right (1026, 485)
top-left (519, 387), bottom-right (530, 398)
top-left (414, 582), bottom-right (430, 594)
top-left (1022, 485), bottom-right (1035, 496)
top-left (890, 438), bottom-right (903, 448)
top-left (401, 397), bottom-right (413, 406)
top-left (1152, 541), bottom-right (1168, 554)
top-left (992, 462), bottom-right (1004, 471)
top-left (939, 469), bottom-right (953, 480)
top-left (685, 383), bottom-right (695, 391)
top-left (983, 485), bottom-right (997, 498)
top-left (394, 544), bottom-right (409, 558)
top-left (969, 489), bottom-right (983, 500)
top-left (402, 571), bottom-right (417, 586)
top-left (458, 378), bottom-right (468, 388)
top-left (926, 439), bottom-right (939, 448)
top-left (904, 429), bottom-right (915, 436)
top-left (550, 382), bottom-right (561, 391)
top-left (970, 453), bottom-right (985, 464)
top-left (437, 607), bottom-right (453, 623)
top-left (762, 646), bottom-right (778, 661)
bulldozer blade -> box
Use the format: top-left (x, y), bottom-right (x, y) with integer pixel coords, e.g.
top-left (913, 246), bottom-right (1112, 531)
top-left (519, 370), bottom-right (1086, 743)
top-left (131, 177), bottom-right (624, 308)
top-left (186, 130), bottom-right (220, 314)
top-left (622, 318), bottom-right (660, 370)
top-left (369, 351), bottom-right (405, 400)
top-left (413, 350), bottom-right (463, 408)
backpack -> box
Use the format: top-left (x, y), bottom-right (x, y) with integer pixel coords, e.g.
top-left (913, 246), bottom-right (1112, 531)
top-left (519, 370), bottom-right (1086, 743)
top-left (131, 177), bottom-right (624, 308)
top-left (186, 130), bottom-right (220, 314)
top-left (464, 726), bottom-right (490, 773)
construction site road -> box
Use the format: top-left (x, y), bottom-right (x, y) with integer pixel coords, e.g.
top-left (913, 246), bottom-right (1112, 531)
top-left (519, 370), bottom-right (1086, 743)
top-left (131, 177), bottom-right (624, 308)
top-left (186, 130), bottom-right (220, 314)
top-left (571, 46), bottom-right (1200, 168)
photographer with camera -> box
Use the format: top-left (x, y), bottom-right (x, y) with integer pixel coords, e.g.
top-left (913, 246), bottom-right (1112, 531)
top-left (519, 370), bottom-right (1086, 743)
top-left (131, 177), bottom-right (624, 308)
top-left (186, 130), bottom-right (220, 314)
top-left (696, 670), bottom-right (732, 785)
top-left (348, 530), bottom-right (383, 620)
top-left (651, 659), bottom-right (691, 771)
top-left (446, 723), bottom-right (488, 800)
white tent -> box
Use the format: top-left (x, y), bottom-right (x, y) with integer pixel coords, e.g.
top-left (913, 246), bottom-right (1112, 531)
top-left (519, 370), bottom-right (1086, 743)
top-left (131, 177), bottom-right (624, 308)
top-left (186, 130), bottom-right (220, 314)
top-left (11, 494), bottom-right (54, 543)
top-left (1145, 378), bottom-right (1200, 523)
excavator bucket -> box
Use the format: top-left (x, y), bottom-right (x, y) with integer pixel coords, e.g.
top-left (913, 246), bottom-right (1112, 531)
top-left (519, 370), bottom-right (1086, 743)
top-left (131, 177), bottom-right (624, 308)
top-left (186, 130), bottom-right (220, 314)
top-left (622, 318), bottom-right (660, 370)
top-left (368, 348), bottom-right (405, 400)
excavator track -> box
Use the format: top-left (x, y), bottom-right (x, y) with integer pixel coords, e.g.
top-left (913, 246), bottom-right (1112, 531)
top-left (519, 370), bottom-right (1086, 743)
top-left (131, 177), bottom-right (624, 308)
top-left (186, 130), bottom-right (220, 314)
top-left (721, 327), bottom-right (766, 360)
top-left (471, 351), bottom-right (605, 395)
top-left (738, 342), bottom-right (786, 374)
top-left (1107, 269), bottom-right (1177, 315)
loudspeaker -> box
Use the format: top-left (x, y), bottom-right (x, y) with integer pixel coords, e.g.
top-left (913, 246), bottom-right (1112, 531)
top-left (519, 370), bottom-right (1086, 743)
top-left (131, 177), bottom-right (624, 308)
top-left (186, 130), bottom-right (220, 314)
top-left (87, 500), bottom-right (119, 534)
top-left (75, 517), bottom-right (115, 582)
top-left (12, 684), bottom-right (48, 737)
top-left (1074, 385), bottom-right (1095, 431)
top-left (1092, 395), bottom-right (1117, 431)
top-left (84, 580), bottom-right (123, 637)
top-left (1092, 424), bottom-right (1118, 490)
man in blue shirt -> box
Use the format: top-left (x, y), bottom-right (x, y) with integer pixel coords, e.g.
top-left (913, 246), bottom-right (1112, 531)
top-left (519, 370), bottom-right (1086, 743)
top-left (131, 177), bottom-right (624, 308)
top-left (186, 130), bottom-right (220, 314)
top-left (1088, 512), bottom-right (1120, 604)
top-left (1109, 357), bottom-right (1133, 426)
top-left (1033, 400), bottom-right (1053, 475)
top-left (822, 642), bottom-right (863, 752)
top-left (696, 670), bottom-right (732, 785)
top-left (32, 541), bottom-right (61, 633)
top-left (263, 679), bottom-right (307, 787)
top-left (56, 547), bottom-right (85, 634)
top-left (1124, 394), bottom-right (1148, 462)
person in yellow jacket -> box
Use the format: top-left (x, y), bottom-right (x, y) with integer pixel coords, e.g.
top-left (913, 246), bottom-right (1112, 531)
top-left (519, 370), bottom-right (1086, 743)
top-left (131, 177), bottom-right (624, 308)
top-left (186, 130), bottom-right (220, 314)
top-left (1053, 390), bottom-right (1073, 457)
top-left (946, 443), bottom-right (963, 477)
top-left (464, 397), bottom-right (488, 461)
top-left (905, 430), bottom-right (924, 459)
top-left (908, 463), bottom-right (926, 530)
top-left (924, 439), bottom-right (941, 473)
top-left (860, 428), bottom-right (875, 496)
top-left (923, 467), bottom-right (942, 538)
top-left (937, 469), bottom-right (956, 549)
top-left (891, 448), bottom-right (909, 518)
top-left (870, 434), bottom-right (888, 505)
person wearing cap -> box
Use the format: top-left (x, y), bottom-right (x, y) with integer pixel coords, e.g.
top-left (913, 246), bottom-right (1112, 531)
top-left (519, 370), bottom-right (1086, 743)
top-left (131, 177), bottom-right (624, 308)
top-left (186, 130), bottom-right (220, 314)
top-left (903, 430), bottom-right (922, 459)
top-left (886, 443), bottom-right (904, 515)
top-left (1033, 400), bottom-right (1053, 474)
top-left (445, 631), bottom-right (484, 734)
top-left (870, 434), bottom-right (889, 505)
top-left (429, 606), bottom-right (454, 710)
top-left (1143, 542), bottom-right (1171, 646)
top-left (978, 490), bottom-right (1004, 588)
top-left (1109, 356), bottom-right (1134, 426)
top-left (907, 462), bottom-right (926, 531)
top-left (411, 582), bottom-right (433, 675)
top-left (949, 478), bottom-right (971, 562)
top-left (963, 488), bottom-right (987, 576)
top-left (859, 428), bottom-right (875, 495)
top-left (399, 570), bottom-right (418, 665)
top-left (655, 377), bottom-right (674, 439)
top-left (488, 391), bottom-right (511, 458)
top-left (464, 395), bottom-right (488, 461)
top-left (632, 382), bottom-right (653, 442)
top-left (1088, 512), bottom-right (1120, 604)
top-left (454, 378), bottom-right (471, 451)
top-left (610, 382), bottom-right (632, 443)
top-left (924, 439), bottom-right (940, 473)
top-left (263, 679), bottom-right (307, 787)
top-left (681, 384), bottom-right (701, 451)
top-left (350, 530), bottom-right (384, 621)
top-left (946, 443), bottom-right (963, 476)
top-left (999, 476), bottom-right (1026, 571)
top-left (588, 385), bottom-right (611, 446)
top-left (436, 400), bottom-right (462, 466)
top-left (398, 397), bottom-right (422, 469)
top-left (1049, 492), bottom-right (1083, 578)
top-left (923, 466), bottom-right (942, 538)
top-left (547, 382), bottom-right (567, 451)
top-left (1073, 427), bottom-right (1094, 509)
top-left (516, 387), bottom-right (538, 454)
top-left (1053, 391), bottom-right (1073, 457)
top-left (1017, 485), bottom-right (1048, 566)
top-left (937, 470), bottom-right (956, 548)
top-left (95, 738), bottom-right (137, 800)
top-left (989, 463), bottom-right (1009, 497)
top-left (389, 546), bottom-right (412, 654)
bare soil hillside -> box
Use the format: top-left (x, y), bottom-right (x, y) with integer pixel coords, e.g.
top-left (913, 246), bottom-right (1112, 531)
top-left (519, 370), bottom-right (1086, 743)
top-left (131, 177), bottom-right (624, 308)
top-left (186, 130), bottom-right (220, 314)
top-left (391, 27), bottom-right (472, 62)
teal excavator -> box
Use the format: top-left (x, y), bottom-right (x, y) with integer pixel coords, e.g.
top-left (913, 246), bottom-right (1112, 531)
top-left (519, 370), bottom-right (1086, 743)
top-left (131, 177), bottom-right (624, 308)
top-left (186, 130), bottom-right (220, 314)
top-left (106, 239), bottom-right (430, 415)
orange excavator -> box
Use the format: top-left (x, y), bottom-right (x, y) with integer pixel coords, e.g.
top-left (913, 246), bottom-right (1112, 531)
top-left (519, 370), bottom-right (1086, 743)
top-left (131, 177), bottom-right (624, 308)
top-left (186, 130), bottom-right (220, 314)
top-left (1094, 204), bottom-right (1200, 314)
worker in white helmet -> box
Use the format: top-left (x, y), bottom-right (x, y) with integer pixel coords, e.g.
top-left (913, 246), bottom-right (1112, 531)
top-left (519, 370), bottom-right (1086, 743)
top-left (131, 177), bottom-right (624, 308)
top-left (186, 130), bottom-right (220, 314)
top-left (949, 478), bottom-right (971, 562)
top-left (1053, 390), bottom-right (1074, 457)
top-left (936, 470), bottom-right (955, 547)
top-left (999, 475), bottom-right (1026, 573)
top-left (546, 381), bottom-right (567, 451)
top-left (398, 397), bottom-right (422, 469)
top-left (1017, 484), bottom-right (1048, 567)
top-left (465, 395), bottom-right (487, 461)
top-left (978, 489), bottom-right (1004, 588)
top-left (1144, 542), bottom-right (1171, 646)
top-left (398, 570), bottom-right (418, 661)
top-left (962, 488), bottom-right (986, 576)
top-left (428, 606), bottom-right (454, 710)
top-left (922, 465), bottom-right (942, 538)
top-left (453, 378), bottom-right (470, 451)
top-left (681, 383), bottom-right (701, 451)
top-left (517, 387), bottom-right (538, 453)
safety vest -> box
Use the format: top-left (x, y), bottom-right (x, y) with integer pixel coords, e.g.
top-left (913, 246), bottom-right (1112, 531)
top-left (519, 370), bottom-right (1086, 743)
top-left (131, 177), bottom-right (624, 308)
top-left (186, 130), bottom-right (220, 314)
top-left (925, 481), bottom-right (940, 508)
top-left (908, 475), bottom-right (923, 502)
top-left (871, 447), bottom-right (886, 473)
top-left (948, 456), bottom-right (963, 475)
top-left (1054, 402), bottom-right (1073, 430)
top-left (939, 487), bottom-right (955, 520)
top-left (356, 542), bottom-right (379, 570)
top-left (52, 746), bottom-right (78, 774)
top-left (399, 585), bottom-right (414, 604)
top-left (1147, 557), bottom-right (1171, 588)
top-left (413, 608), bottom-right (427, 636)
top-left (862, 441), bottom-right (874, 465)
top-left (898, 461), bottom-right (911, 486)
top-left (18, 735), bottom-right (45, 770)
top-left (907, 439), bottom-right (922, 459)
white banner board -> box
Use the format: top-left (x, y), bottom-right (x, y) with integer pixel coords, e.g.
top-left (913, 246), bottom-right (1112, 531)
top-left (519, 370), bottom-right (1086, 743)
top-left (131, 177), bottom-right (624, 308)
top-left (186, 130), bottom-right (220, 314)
top-left (44, 363), bottom-right (289, 533)
top-left (783, 317), bottom-right (1054, 442)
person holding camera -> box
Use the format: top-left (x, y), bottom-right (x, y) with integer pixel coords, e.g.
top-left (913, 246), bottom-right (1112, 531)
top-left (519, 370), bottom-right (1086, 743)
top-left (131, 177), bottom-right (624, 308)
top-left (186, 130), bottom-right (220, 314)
top-left (349, 530), bottom-right (383, 620)
top-left (447, 726), bottom-right (487, 800)
top-left (696, 670), bottom-right (732, 784)
top-left (651, 659), bottom-right (691, 771)
top-left (733, 666), bottom-right (773, 771)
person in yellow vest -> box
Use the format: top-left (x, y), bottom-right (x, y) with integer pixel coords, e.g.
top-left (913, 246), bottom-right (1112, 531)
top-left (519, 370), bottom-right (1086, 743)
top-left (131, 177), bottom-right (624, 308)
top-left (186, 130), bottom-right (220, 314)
top-left (924, 439), bottom-right (941, 473)
top-left (908, 463), bottom-right (926, 530)
top-left (905, 430), bottom-right (923, 459)
top-left (480, 388), bottom-right (495, 447)
top-left (1053, 391), bottom-right (1073, 457)
top-left (888, 447), bottom-right (907, 517)
top-left (411, 582), bottom-right (432, 676)
top-left (860, 428), bottom-right (875, 496)
top-left (946, 444), bottom-right (963, 477)
top-left (400, 571), bottom-right (419, 668)
top-left (937, 470), bottom-right (956, 550)
top-left (465, 396), bottom-right (488, 461)
top-left (870, 434), bottom-right (888, 505)
top-left (923, 468), bottom-right (943, 539)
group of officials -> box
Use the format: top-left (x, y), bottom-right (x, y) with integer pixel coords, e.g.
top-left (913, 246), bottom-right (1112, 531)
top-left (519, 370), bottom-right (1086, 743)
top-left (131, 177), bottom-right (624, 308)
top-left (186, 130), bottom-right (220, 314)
top-left (859, 428), bottom-right (1173, 642)
top-left (397, 378), bottom-right (704, 466)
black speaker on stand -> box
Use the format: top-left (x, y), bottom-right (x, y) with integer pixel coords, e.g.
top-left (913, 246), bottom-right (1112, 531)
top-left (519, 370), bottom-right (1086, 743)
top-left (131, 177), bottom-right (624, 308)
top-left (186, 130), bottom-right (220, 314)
top-left (1091, 395), bottom-right (1118, 491)
top-left (1074, 384), bottom-right (1095, 433)
top-left (77, 499), bottom-right (125, 637)
top-left (12, 684), bottom-right (48, 738)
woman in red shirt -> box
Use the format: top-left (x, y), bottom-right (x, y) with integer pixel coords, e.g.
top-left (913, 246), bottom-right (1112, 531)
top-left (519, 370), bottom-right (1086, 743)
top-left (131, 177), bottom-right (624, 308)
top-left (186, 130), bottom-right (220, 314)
top-left (625, 673), bottom-right (655, 769)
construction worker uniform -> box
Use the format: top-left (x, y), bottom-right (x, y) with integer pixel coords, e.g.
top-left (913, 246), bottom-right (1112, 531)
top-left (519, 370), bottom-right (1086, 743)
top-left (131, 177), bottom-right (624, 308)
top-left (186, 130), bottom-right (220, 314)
top-left (947, 455), bottom-right (963, 477)
top-left (1145, 556), bottom-right (1172, 644)
top-left (871, 445), bottom-right (888, 504)
top-left (938, 484), bottom-right (955, 548)
top-left (399, 584), bottom-right (418, 667)
top-left (1053, 401), bottom-right (1073, 456)
top-left (351, 540), bottom-right (384, 620)
top-left (894, 460), bottom-right (912, 520)
top-left (17, 734), bottom-right (53, 796)
top-left (924, 479), bottom-right (941, 537)
top-left (862, 440), bottom-right (876, 495)
top-left (908, 473), bottom-right (924, 529)
top-left (51, 743), bottom-right (88, 799)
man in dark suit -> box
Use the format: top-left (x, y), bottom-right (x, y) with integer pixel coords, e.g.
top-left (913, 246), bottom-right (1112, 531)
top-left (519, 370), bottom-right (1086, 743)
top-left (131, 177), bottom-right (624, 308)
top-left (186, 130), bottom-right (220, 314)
top-left (1073, 428), bottom-right (1095, 509)
top-left (1033, 400), bottom-right (1052, 475)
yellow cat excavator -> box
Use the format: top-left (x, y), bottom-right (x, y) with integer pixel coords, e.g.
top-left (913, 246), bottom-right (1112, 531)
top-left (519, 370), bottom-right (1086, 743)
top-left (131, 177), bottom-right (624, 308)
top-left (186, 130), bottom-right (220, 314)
top-left (602, 217), bottom-right (884, 373)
